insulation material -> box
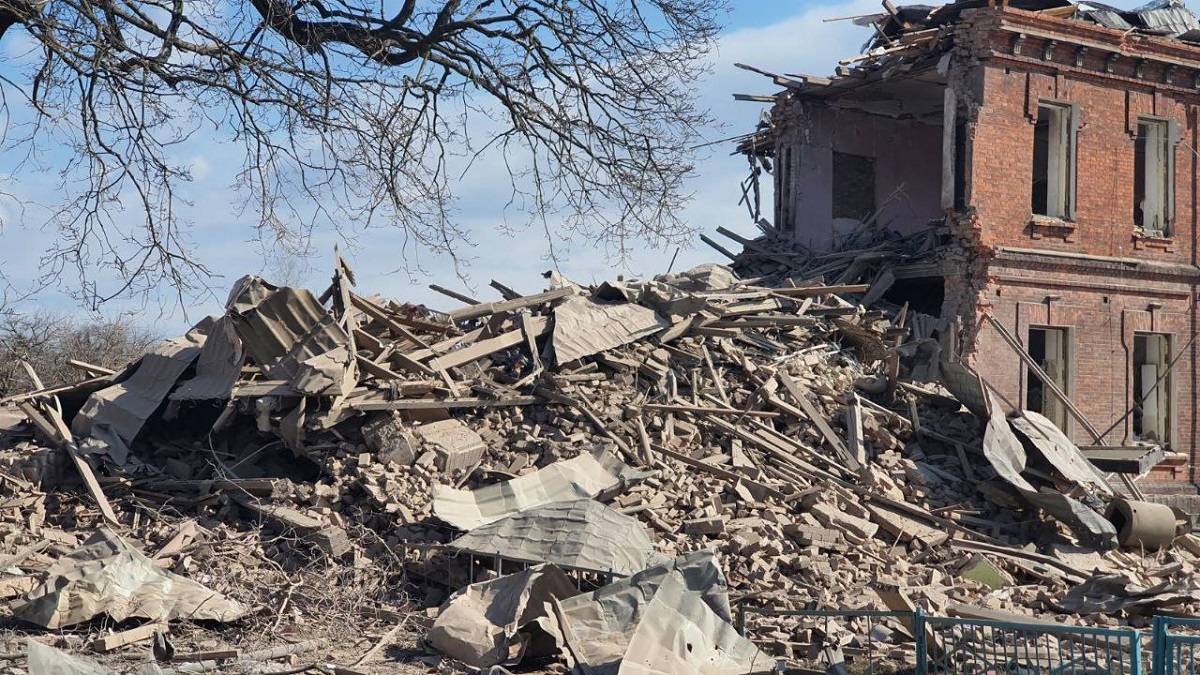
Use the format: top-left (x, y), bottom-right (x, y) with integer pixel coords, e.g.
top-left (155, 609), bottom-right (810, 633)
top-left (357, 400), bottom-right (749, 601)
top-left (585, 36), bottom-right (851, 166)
top-left (432, 447), bottom-right (652, 530)
top-left (427, 564), bottom-right (580, 668)
top-left (71, 337), bottom-right (203, 443)
top-left (449, 499), bottom-right (660, 575)
top-left (171, 315), bottom-right (244, 400)
top-left (10, 529), bottom-right (249, 629)
top-left (552, 296), bottom-right (669, 365)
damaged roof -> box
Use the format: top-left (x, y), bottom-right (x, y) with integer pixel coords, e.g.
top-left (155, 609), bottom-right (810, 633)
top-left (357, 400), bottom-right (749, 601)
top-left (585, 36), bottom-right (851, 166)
top-left (864, 0), bottom-right (1200, 50)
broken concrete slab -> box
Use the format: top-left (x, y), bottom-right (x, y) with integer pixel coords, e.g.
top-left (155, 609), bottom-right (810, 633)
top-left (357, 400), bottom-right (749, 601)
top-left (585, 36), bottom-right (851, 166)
top-left (414, 418), bottom-right (487, 473)
top-left (361, 413), bottom-right (418, 466)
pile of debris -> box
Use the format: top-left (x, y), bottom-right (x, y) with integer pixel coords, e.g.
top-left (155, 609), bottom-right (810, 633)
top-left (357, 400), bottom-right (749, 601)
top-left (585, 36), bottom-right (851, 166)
top-left (1, 251), bottom-right (1198, 673)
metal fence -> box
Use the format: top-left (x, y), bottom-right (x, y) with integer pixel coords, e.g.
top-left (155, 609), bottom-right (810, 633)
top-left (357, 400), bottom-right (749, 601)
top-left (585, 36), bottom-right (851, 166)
top-left (1153, 616), bottom-right (1200, 675)
top-left (735, 606), bottom-right (1153, 674)
top-left (920, 615), bottom-right (1143, 675)
top-left (735, 607), bottom-right (921, 672)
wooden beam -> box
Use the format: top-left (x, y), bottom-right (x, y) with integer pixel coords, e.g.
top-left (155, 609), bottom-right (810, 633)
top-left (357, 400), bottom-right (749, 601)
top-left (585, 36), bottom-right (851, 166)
top-left (350, 395), bottom-right (542, 411)
top-left (447, 288), bottom-right (574, 322)
top-left (426, 317), bottom-right (549, 371)
top-left (771, 284), bottom-right (871, 297)
top-left (776, 373), bottom-right (863, 472)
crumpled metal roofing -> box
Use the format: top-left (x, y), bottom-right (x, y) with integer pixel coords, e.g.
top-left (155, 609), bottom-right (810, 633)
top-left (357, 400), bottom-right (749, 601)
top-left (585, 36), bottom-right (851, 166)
top-left (449, 499), bottom-right (661, 575)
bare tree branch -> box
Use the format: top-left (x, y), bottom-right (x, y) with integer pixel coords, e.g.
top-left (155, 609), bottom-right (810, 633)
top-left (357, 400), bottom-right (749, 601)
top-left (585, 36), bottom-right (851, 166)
top-left (0, 0), bottom-right (725, 308)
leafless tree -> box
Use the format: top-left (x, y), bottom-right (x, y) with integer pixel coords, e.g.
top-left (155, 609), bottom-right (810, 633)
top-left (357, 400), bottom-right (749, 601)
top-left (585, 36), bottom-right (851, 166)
top-left (0, 0), bottom-right (725, 307)
top-left (0, 309), bottom-right (155, 394)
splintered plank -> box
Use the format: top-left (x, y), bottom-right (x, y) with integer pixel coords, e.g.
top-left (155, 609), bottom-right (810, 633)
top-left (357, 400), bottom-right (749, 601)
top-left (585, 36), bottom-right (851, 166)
top-left (775, 373), bottom-right (862, 472)
top-left (447, 288), bottom-right (574, 321)
top-left (425, 317), bottom-right (549, 371)
top-left (350, 396), bottom-right (542, 411)
top-left (771, 284), bottom-right (870, 297)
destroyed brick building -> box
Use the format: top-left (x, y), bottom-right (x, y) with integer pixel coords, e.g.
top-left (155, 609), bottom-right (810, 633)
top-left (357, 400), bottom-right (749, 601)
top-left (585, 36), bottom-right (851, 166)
top-left (739, 0), bottom-right (1200, 491)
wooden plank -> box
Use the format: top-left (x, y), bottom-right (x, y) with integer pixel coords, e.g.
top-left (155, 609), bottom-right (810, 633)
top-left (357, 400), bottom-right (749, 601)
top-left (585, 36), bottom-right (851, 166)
top-left (0, 375), bottom-right (109, 404)
top-left (350, 293), bottom-right (431, 347)
top-left (91, 622), bottom-right (164, 653)
top-left (350, 396), bottom-right (542, 411)
top-left (19, 402), bottom-right (119, 526)
top-left (231, 381), bottom-right (303, 398)
top-left (845, 394), bottom-right (866, 466)
top-left (699, 234), bottom-right (738, 260)
top-left (775, 373), bottom-right (862, 472)
top-left (643, 403), bottom-right (779, 418)
top-left (426, 317), bottom-right (549, 371)
top-left (654, 443), bottom-right (785, 500)
top-left (447, 288), bottom-right (574, 321)
top-left (355, 354), bottom-right (402, 381)
top-left (489, 279), bottom-right (521, 300)
top-left (66, 359), bottom-right (116, 376)
top-left (771, 284), bottom-right (870, 297)
top-left (428, 284), bottom-right (480, 306)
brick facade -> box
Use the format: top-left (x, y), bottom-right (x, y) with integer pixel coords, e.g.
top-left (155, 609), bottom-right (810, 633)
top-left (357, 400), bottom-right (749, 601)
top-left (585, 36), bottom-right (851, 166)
top-left (773, 6), bottom-right (1200, 488)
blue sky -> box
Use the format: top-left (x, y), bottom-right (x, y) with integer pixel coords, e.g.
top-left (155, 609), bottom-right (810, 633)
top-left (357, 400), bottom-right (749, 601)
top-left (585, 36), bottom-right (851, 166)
top-left (0, 0), bottom-right (881, 333)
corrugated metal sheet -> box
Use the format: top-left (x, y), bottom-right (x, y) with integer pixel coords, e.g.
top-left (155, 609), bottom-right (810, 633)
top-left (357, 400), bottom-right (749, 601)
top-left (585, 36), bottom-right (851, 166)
top-left (171, 316), bottom-right (244, 400)
top-left (72, 338), bottom-right (203, 442)
top-left (1133, 0), bottom-right (1200, 35)
top-left (226, 277), bottom-right (347, 373)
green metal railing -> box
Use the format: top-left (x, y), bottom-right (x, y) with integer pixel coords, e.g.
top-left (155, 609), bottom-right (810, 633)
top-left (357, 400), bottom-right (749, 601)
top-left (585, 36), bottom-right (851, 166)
top-left (921, 615), bottom-right (1143, 675)
top-left (1153, 616), bottom-right (1200, 675)
top-left (736, 606), bottom-right (1150, 674)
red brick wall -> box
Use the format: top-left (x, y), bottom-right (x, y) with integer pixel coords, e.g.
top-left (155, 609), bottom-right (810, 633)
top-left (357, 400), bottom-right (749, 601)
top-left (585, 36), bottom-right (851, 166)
top-left (966, 31), bottom-right (1199, 267)
top-left (967, 258), bottom-right (1198, 484)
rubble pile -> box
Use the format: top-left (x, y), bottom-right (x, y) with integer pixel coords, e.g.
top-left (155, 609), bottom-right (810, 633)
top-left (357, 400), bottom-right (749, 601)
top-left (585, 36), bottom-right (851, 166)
top-left (0, 253), bottom-right (1198, 673)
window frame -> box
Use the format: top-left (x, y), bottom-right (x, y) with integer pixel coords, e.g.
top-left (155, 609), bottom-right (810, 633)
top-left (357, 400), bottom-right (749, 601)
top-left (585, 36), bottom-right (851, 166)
top-left (1133, 115), bottom-right (1176, 238)
top-left (1031, 101), bottom-right (1079, 221)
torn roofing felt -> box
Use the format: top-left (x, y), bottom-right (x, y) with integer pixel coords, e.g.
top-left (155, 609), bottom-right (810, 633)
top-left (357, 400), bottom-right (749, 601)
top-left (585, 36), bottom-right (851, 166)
top-left (10, 529), bottom-right (248, 629)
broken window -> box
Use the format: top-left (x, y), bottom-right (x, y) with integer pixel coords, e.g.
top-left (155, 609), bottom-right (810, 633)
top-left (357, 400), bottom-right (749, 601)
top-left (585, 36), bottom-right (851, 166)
top-left (1026, 327), bottom-right (1070, 431)
top-left (832, 151), bottom-right (876, 221)
top-left (1134, 118), bottom-right (1174, 236)
top-left (1030, 102), bottom-right (1077, 220)
top-left (1133, 333), bottom-right (1171, 444)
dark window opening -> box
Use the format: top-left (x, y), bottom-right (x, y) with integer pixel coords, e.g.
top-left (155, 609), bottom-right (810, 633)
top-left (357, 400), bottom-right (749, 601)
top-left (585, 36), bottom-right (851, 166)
top-left (832, 151), bottom-right (876, 221)
top-left (1027, 327), bottom-right (1070, 431)
top-left (1031, 103), bottom-right (1074, 219)
top-left (883, 277), bottom-right (945, 316)
top-left (953, 116), bottom-right (968, 211)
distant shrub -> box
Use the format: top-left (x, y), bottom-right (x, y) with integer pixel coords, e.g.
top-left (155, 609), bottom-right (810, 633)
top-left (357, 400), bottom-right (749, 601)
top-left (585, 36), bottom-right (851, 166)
top-left (0, 312), bottom-right (157, 396)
